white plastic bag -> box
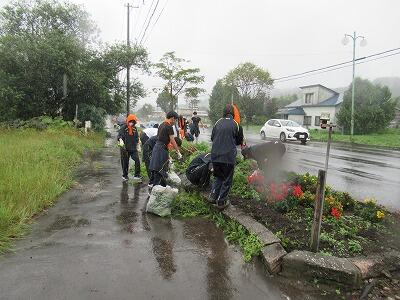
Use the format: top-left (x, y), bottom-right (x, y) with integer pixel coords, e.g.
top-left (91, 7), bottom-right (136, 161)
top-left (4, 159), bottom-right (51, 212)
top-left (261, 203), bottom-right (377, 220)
top-left (167, 170), bottom-right (181, 187)
top-left (146, 185), bottom-right (178, 217)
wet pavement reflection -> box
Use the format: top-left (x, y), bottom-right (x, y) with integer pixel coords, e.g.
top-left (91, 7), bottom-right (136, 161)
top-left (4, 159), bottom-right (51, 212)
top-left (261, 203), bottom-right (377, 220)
top-left (183, 218), bottom-right (232, 300)
top-left (0, 135), bottom-right (289, 299)
top-left (201, 130), bottom-right (400, 211)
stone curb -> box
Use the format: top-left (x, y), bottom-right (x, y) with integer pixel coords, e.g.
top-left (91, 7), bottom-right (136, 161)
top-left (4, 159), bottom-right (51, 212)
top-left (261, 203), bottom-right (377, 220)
top-left (179, 177), bottom-right (400, 286)
top-left (211, 202), bottom-right (287, 274)
top-left (281, 250), bottom-right (362, 287)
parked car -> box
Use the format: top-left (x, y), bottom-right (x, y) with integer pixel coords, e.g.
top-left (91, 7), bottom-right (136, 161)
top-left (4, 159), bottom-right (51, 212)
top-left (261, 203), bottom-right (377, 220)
top-left (260, 119), bottom-right (310, 144)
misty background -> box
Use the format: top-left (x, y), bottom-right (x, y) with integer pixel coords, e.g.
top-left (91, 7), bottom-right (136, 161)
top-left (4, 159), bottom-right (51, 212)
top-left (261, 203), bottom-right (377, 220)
top-left (2, 0), bottom-right (399, 109)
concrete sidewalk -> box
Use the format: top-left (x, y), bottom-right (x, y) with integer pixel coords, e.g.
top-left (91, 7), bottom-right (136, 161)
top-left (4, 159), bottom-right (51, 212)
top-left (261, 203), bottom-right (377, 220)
top-left (0, 138), bottom-right (288, 300)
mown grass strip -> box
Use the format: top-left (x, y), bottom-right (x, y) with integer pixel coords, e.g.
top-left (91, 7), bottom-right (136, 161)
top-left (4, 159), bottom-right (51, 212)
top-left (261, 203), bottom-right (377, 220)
top-left (0, 128), bottom-right (103, 252)
top-left (309, 128), bottom-right (400, 148)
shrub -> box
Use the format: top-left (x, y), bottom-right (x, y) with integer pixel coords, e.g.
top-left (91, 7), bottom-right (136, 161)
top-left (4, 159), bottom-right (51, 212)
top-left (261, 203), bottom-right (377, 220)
top-left (357, 198), bottom-right (386, 223)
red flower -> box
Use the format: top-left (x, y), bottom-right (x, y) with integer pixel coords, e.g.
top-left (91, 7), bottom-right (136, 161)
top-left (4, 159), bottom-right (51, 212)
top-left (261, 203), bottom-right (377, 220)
top-left (248, 170), bottom-right (265, 186)
top-left (292, 185), bottom-right (304, 198)
top-left (331, 207), bottom-right (342, 219)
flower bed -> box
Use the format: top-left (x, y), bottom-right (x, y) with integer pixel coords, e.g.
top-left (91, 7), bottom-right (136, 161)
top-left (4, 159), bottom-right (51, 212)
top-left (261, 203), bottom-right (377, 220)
top-left (173, 142), bottom-right (399, 258)
top-left (234, 161), bottom-right (400, 258)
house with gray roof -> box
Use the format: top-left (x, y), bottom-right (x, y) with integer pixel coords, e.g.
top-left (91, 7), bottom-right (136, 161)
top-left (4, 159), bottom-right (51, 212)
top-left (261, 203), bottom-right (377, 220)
top-left (277, 84), bottom-right (343, 129)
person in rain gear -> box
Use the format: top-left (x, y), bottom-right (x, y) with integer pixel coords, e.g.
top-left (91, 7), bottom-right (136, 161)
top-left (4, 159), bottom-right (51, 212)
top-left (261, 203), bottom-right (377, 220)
top-left (209, 104), bottom-right (244, 209)
top-left (143, 135), bottom-right (182, 187)
top-left (118, 114), bottom-right (141, 181)
top-left (241, 141), bottom-right (286, 180)
top-left (149, 111), bottom-right (182, 187)
top-left (190, 111), bottom-right (203, 142)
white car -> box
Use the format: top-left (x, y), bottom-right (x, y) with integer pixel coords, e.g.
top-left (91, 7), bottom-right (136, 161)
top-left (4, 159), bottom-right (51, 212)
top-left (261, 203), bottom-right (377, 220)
top-left (260, 119), bottom-right (310, 144)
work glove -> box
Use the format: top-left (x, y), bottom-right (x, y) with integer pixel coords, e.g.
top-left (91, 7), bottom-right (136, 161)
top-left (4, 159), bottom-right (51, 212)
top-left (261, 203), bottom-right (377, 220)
top-left (177, 152), bottom-right (183, 160)
top-left (117, 138), bottom-right (125, 148)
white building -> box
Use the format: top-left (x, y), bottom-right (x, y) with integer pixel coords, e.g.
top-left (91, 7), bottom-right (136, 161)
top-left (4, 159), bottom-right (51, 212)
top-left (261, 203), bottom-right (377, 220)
top-left (277, 84), bottom-right (343, 129)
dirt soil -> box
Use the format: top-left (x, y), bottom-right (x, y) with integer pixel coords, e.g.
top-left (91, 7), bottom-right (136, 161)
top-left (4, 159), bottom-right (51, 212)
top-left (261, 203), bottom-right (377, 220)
top-left (230, 196), bottom-right (400, 299)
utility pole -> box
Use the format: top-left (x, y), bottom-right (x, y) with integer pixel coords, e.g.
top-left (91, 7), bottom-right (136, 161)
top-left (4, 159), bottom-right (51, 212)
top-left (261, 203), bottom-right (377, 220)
top-left (125, 3), bottom-right (138, 116)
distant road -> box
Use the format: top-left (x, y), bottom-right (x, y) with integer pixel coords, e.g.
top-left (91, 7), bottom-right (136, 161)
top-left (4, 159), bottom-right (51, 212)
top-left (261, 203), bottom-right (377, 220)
top-left (200, 129), bottom-right (400, 211)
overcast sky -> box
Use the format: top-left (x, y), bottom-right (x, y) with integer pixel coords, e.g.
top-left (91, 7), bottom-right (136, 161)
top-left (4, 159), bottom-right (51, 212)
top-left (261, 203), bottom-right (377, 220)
top-left (1, 0), bottom-right (400, 108)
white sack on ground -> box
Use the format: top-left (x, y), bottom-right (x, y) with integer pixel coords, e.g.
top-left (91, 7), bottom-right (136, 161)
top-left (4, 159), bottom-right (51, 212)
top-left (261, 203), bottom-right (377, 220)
top-left (146, 185), bottom-right (178, 217)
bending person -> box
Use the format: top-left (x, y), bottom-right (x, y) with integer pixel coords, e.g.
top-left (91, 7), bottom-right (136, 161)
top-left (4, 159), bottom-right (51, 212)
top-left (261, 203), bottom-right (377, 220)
top-left (149, 111), bottom-right (182, 187)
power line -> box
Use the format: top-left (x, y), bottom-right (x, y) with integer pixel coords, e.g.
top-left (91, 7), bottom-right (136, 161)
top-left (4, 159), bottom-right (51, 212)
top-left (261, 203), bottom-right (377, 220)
top-left (132, 1), bottom-right (144, 41)
top-left (137, 0), bottom-right (155, 43)
top-left (274, 50), bottom-right (400, 84)
top-left (139, 0), bottom-right (160, 45)
top-left (273, 47), bottom-right (400, 81)
top-left (143, 0), bottom-right (169, 45)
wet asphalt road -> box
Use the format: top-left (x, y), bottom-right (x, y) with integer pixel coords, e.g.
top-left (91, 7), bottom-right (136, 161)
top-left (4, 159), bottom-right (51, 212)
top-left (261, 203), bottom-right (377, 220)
top-left (0, 137), bottom-right (293, 300)
top-left (200, 129), bottom-right (400, 211)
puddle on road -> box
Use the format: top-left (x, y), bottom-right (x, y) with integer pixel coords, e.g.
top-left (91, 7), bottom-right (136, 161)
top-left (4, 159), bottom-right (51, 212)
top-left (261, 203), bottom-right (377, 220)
top-left (152, 236), bottom-right (177, 280)
top-left (47, 215), bottom-right (75, 231)
top-left (47, 215), bottom-right (91, 231)
top-left (116, 211), bottom-right (138, 225)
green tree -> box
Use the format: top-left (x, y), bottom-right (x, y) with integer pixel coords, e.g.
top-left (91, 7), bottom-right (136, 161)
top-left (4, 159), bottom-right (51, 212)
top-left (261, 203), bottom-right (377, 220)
top-left (208, 80), bottom-right (238, 124)
top-left (337, 77), bottom-right (396, 134)
top-left (156, 89), bottom-right (173, 113)
top-left (224, 62), bottom-right (273, 125)
top-left (275, 94), bottom-right (298, 108)
top-left (185, 86), bottom-right (205, 111)
top-left (0, 0), bottom-right (149, 128)
top-left (155, 52), bottom-right (204, 111)
top-left (137, 103), bottom-right (154, 121)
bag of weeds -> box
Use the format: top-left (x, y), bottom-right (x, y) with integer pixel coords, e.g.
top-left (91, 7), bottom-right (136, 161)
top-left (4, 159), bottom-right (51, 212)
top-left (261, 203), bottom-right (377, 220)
top-left (167, 170), bottom-right (181, 187)
top-left (146, 185), bottom-right (179, 217)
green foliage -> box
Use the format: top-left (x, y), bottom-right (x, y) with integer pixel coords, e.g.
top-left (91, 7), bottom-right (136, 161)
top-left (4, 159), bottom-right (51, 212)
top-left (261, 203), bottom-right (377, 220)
top-left (155, 52), bottom-right (204, 111)
top-left (171, 192), bottom-right (210, 218)
top-left (275, 230), bottom-right (291, 248)
top-left (78, 104), bottom-right (106, 131)
top-left (156, 90), bottom-right (175, 114)
top-left (273, 195), bottom-right (298, 213)
top-left (0, 0), bottom-right (149, 128)
top-left (1, 116), bottom-right (73, 130)
top-left (224, 62), bottom-right (273, 124)
top-left (212, 213), bottom-right (263, 262)
top-left (171, 190), bottom-right (262, 262)
top-left (137, 104), bottom-right (155, 121)
top-left (172, 141), bottom-right (210, 174)
top-left (337, 77), bottom-right (396, 134)
top-left (208, 80), bottom-right (237, 124)
top-left (231, 158), bottom-right (260, 201)
top-left (355, 200), bottom-right (386, 223)
top-left (0, 127), bottom-right (103, 252)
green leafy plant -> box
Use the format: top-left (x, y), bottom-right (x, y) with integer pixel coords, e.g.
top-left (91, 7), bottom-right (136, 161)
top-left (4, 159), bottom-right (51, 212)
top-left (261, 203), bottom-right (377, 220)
top-left (171, 192), bottom-right (210, 218)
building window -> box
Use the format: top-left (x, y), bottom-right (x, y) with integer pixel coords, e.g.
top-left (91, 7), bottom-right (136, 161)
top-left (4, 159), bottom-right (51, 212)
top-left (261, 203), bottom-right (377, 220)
top-left (305, 93), bottom-right (314, 104)
top-left (304, 116), bottom-right (311, 126)
top-left (315, 116), bottom-right (320, 126)
top-left (283, 114), bottom-right (288, 120)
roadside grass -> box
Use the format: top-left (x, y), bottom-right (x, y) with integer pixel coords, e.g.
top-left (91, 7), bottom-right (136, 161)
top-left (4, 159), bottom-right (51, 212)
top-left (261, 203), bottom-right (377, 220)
top-left (310, 128), bottom-right (400, 148)
top-left (0, 128), bottom-right (103, 253)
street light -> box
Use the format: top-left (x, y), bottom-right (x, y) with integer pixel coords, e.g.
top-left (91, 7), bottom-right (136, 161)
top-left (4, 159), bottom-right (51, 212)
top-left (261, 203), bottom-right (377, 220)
top-left (342, 31), bottom-right (367, 138)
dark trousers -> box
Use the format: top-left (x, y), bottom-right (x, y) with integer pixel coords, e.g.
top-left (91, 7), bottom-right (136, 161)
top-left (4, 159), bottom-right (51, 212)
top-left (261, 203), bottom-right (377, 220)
top-left (121, 149), bottom-right (141, 177)
top-left (211, 162), bottom-right (235, 201)
top-left (151, 170), bottom-right (167, 187)
top-left (140, 132), bottom-right (149, 147)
